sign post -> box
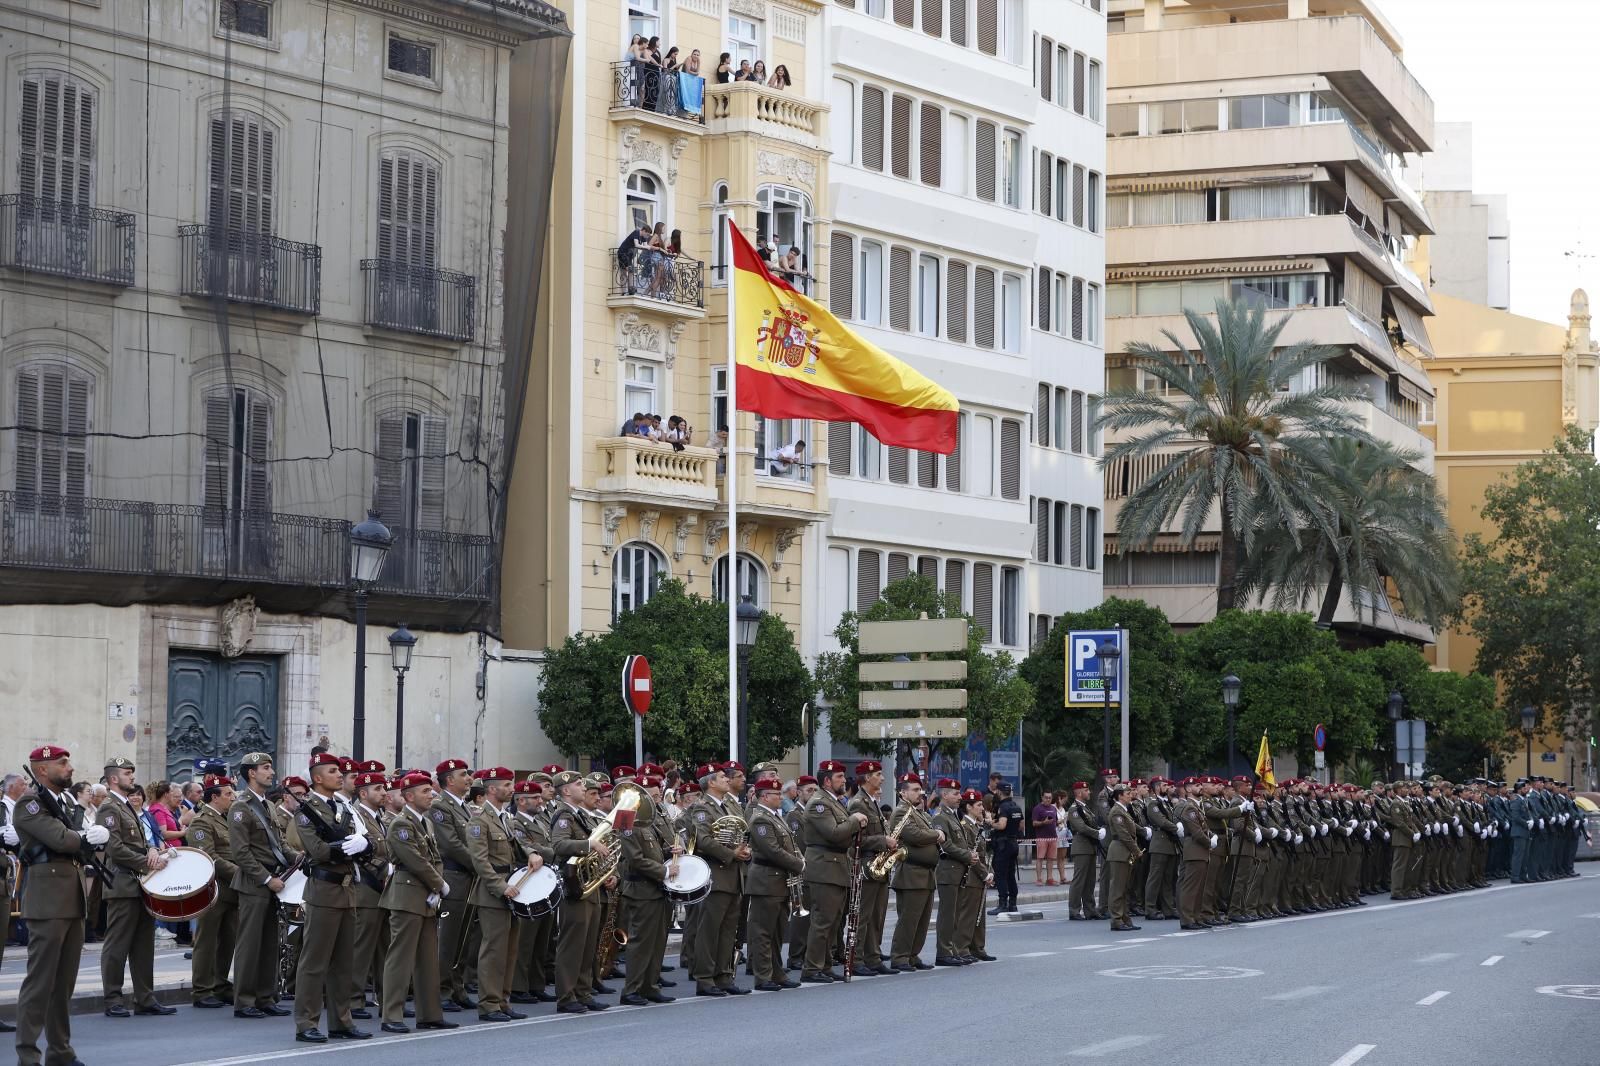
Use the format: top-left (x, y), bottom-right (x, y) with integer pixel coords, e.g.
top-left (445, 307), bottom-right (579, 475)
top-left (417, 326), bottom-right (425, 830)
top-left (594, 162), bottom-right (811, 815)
top-left (1066, 629), bottom-right (1131, 777)
top-left (623, 655), bottom-right (653, 768)
top-left (856, 617), bottom-right (970, 745)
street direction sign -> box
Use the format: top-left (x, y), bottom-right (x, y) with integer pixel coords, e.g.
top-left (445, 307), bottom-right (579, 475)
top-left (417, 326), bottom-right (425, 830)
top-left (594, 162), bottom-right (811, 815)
top-left (858, 718), bottom-right (968, 740)
top-left (857, 659), bottom-right (968, 683)
top-left (1066, 629), bottom-right (1124, 705)
top-left (858, 618), bottom-right (967, 655)
top-left (857, 689), bottom-right (968, 712)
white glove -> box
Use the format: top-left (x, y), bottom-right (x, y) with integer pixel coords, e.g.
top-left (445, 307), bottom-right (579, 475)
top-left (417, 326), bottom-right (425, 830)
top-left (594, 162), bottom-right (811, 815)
top-left (1561, 814), bottom-right (1570, 825)
top-left (1175, 822), bottom-right (1185, 839)
top-left (1452, 815), bottom-right (1460, 826)
top-left (0, 824), bottom-right (18, 846)
top-left (1347, 819), bottom-right (1358, 831)
top-left (1412, 832), bottom-right (1421, 843)
top-left (1253, 828), bottom-right (1262, 844)
top-left (1473, 822), bottom-right (1480, 833)
top-left (1243, 800), bottom-right (1254, 812)
top-left (1294, 833), bottom-right (1303, 845)
top-left (1526, 820), bottom-right (1534, 830)
top-left (1382, 831), bottom-right (1390, 841)
top-left (83, 824), bottom-right (110, 846)
top-left (1142, 826), bottom-right (1152, 840)
top-left (1207, 834), bottom-right (1218, 850)
top-left (1455, 825), bottom-right (1464, 837)
top-left (1436, 822), bottom-right (1444, 834)
top-left (1267, 827), bottom-right (1278, 839)
top-left (425, 892), bottom-right (441, 909)
top-left (1097, 827), bottom-right (1106, 841)
top-left (1539, 818), bottom-right (1546, 830)
top-left (1362, 829), bottom-right (1370, 841)
top-left (441, 880), bottom-right (451, 896)
top-left (339, 835), bottom-right (369, 857)
top-left (1423, 824), bottom-right (1432, 836)
top-left (1319, 823), bottom-right (1328, 837)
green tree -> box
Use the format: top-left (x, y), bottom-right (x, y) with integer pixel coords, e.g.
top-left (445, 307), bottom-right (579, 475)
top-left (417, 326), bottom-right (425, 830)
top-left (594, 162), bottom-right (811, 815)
top-left (1236, 437), bottom-right (1459, 629)
top-left (1018, 598), bottom-right (1190, 777)
top-left (1096, 300), bottom-right (1369, 611)
top-left (1353, 641), bottom-right (1500, 779)
top-left (814, 575), bottom-right (1033, 760)
top-left (1461, 425), bottom-right (1600, 748)
top-left (536, 581), bottom-right (812, 766)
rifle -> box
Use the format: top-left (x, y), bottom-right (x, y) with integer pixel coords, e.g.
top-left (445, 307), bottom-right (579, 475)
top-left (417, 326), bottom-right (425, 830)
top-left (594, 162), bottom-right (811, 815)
top-left (21, 765), bottom-right (115, 888)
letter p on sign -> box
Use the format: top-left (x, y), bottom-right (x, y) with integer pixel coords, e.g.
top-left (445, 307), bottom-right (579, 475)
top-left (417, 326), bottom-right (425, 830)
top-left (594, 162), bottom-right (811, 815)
top-left (1073, 638), bottom-right (1099, 672)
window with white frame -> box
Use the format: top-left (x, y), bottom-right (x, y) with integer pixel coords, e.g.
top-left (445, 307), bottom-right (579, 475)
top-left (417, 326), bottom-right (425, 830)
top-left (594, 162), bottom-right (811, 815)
top-left (1087, 60), bottom-right (1103, 121)
top-left (713, 552), bottom-right (767, 608)
top-left (829, 78), bottom-right (855, 164)
top-left (711, 365), bottom-right (729, 438)
top-left (756, 418), bottom-right (810, 480)
top-left (916, 253), bottom-right (940, 335)
top-left (1085, 283), bottom-right (1101, 344)
top-left (858, 239), bottom-right (884, 324)
top-left (945, 112), bottom-right (969, 196)
top-left (758, 185), bottom-right (812, 289)
top-left (1002, 128), bottom-right (1022, 208)
top-left (625, 170), bottom-right (661, 232)
top-left (386, 31), bottom-right (438, 84)
top-left (1000, 273), bottom-right (1022, 353)
top-left (613, 541), bottom-right (667, 620)
top-left (219, 0), bottom-right (273, 40)
top-left (971, 414), bottom-right (995, 496)
top-left (711, 182), bottom-right (731, 285)
top-left (1000, 565), bottom-right (1021, 646)
top-left (629, 0), bottom-right (662, 42)
top-left (728, 14), bottom-right (761, 65)
top-left (623, 359), bottom-right (658, 423)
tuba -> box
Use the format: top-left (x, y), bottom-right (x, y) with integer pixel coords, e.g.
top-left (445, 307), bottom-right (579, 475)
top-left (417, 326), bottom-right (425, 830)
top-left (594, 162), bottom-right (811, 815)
top-left (566, 782), bottom-right (649, 898)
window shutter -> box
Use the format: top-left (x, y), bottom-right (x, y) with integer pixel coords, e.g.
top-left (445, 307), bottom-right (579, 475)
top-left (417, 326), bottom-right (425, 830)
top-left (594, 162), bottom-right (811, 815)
top-left (919, 102), bottom-right (942, 186)
top-left (945, 415), bottom-right (963, 492)
top-left (13, 370), bottom-right (40, 497)
top-left (201, 390), bottom-right (233, 513)
top-left (949, 0), bottom-right (967, 46)
top-left (946, 260), bottom-right (969, 343)
top-left (856, 550), bottom-right (882, 613)
top-left (999, 418), bottom-right (1021, 499)
top-left (829, 231), bottom-right (855, 318)
top-left (208, 114), bottom-right (274, 233)
top-left (944, 558), bottom-right (966, 611)
top-left (1036, 269), bottom-right (1051, 331)
top-left (1086, 508), bottom-right (1100, 570)
top-left (64, 373), bottom-right (89, 500)
top-left (888, 446), bottom-right (909, 484)
top-left (1070, 504), bottom-right (1084, 567)
top-left (419, 414), bottom-right (448, 530)
top-left (893, 0), bottom-right (914, 28)
top-left (1037, 151), bottom-right (1052, 216)
top-left (1072, 164), bottom-right (1085, 227)
top-left (828, 420), bottom-right (853, 477)
top-left (1033, 614), bottom-right (1050, 648)
top-left (1053, 500), bottom-right (1066, 562)
top-left (917, 449), bottom-right (937, 488)
top-left (243, 390), bottom-right (273, 513)
top-left (374, 413), bottom-right (407, 529)
top-left (887, 552), bottom-right (910, 584)
top-left (19, 73), bottom-right (95, 205)
top-left (837, 0), bottom-right (856, 6)
top-left (972, 562), bottom-right (994, 641)
top-left (1039, 37), bottom-right (1053, 100)
top-left (918, 555), bottom-right (939, 582)
top-left (890, 94), bottom-right (913, 178)
top-left (922, 0), bottom-right (943, 37)
top-left (977, 0), bottom-right (998, 55)
top-left (1071, 277), bottom-right (1085, 340)
top-left (1071, 391), bottom-right (1085, 453)
top-left (1036, 382), bottom-right (1051, 445)
top-left (1035, 498), bottom-right (1049, 562)
top-left (974, 120), bottom-right (996, 202)
top-left (861, 86), bottom-right (885, 172)
top-left (973, 266), bottom-right (995, 348)
top-left (888, 245), bottom-right (912, 330)
top-left (1073, 52), bottom-right (1087, 116)
top-left (380, 151), bottom-right (440, 267)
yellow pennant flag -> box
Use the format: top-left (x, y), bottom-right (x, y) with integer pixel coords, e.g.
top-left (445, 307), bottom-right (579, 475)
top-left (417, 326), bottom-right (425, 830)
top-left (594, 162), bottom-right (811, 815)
top-left (1255, 732), bottom-right (1276, 787)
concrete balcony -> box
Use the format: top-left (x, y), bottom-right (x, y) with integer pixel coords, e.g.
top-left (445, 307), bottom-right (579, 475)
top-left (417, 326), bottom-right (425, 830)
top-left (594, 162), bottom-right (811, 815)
top-left (1108, 16), bottom-right (1434, 152)
top-left (595, 437), bottom-right (720, 510)
top-left (721, 445), bottom-right (829, 526)
top-left (609, 61), bottom-right (707, 137)
top-left (1354, 398), bottom-right (1433, 473)
top-left (705, 82), bottom-right (828, 152)
top-left (1107, 304), bottom-right (1408, 378)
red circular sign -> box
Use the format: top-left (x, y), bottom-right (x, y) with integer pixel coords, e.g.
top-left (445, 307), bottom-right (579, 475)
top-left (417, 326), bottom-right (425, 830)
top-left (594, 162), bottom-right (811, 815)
top-left (623, 655), bottom-right (653, 717)
top-left (1313, 724), bottom-right (1327, 752)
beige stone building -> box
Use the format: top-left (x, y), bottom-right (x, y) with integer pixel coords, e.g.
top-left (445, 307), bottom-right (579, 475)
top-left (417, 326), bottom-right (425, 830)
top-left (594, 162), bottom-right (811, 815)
top-left (0, 0), bottom-right (570, 776)
top-left (1099, 0), bottom-right (1437, 643)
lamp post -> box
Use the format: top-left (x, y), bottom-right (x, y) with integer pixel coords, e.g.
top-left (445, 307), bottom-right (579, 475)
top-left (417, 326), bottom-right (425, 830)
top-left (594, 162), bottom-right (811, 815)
top-left (1221, 674), bottom-right (1242, 778)
top-left (1521, 705), bottom-right (1537, 778)
top-left (1387, 691), bottom-right (1405, 779)
top-left (735, 594), bottom-right (762, 765)
top-left (349, 510), bottom-right (393, 762)
top-left (388, 623), bottom-right (416, 768)
top-left (1098, 640), bottom-right (1121, 773)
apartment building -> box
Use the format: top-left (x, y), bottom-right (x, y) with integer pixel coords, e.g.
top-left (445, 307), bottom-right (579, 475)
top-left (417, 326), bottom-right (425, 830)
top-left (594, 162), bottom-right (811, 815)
top-left (0, 0), bottom-right (569, 775)
top-left (1101, 0), bottom-right (1437, 642)
top-left (1402, 122), bottom-right (1511, 311)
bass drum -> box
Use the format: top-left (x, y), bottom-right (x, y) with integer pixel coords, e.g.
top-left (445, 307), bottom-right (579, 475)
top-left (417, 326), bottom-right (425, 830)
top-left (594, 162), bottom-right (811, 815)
top-left (508, 865), bottom-right (563, 920)
top-left (140, 846), bottom-right (217, 922)
top-left (662, 854), bottom-right (712, 905)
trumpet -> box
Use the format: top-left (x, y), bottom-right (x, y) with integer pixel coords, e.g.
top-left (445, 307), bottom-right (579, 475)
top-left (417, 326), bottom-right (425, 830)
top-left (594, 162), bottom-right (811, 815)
top-left (786, 872), bottom-right (809, 918)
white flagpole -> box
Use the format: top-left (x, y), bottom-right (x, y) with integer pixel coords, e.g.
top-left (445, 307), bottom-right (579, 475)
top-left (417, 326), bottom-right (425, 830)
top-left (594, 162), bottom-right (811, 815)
top-left (726, 217), bottom-right (740, 763)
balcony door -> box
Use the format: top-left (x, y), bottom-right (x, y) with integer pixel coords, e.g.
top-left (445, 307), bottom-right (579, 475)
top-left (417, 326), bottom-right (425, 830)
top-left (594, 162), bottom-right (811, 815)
top-left (205, 112), bottom-right (278, 302)
top-left (166, 652), bottom-right (278, 782)
top-left (373, 410), bottom-right (447, 592)
top-left (8, 363), bottom-right (92, 565)
top-left (201, 385), bottom-right (274, 575)
top-left (16, 71), bottom-right (96, 274)
top-left (375, 150), bottom-right (441, 332)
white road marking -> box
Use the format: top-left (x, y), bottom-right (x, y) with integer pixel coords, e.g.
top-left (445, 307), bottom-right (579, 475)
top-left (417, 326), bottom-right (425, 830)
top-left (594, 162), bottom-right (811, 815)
top-left (1068, 943), bottom-right (1111, 950)
top-left (1506, 929), bottom-right (1550, 938)
top-left (1267, 985), bottom-right (1334, 1001)
top-left (1164, 930), bottom-right (1208, 937)
top-left (1328, 1045), bottom-right (1377, 1066)
top-left (1015, 951), bottom-right (1057, 957)
top-left (1581, 912), bottom-right (1600, 918)
top-left (1416, 990), bottom-right (1451, 1006)
top-left (1481, 955), bottom-right (1504, 967)
top-left (1416, 952), bottom-right (1459, 963)
top-left (1094, 944), bottom-right (1147, 952)
top-left (1068, 1035), bottom-right (1157, 1057)
top-left (1233, 874), bottom-right (1595, 929)
top-left (1116, 937), bottom-right (1159, 943)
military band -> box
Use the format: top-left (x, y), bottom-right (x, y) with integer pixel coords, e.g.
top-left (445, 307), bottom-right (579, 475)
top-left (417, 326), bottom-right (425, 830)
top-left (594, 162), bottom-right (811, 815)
top-left (8, 739), bottom-right (1589, 1064)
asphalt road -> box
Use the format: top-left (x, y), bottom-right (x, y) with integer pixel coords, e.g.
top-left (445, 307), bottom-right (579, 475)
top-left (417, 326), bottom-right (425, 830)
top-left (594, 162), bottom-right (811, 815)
top-left (29, 872), bottom-right (1599, 1066)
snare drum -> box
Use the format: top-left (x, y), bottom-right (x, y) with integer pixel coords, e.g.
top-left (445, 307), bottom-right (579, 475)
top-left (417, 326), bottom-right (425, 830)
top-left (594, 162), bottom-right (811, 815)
top-left (275, 868), bottom-right (308, 924)
top-left (662, 854), bottom-right (712, 905)
top-left (508, 865), bottom-right (562, 920)
top-left (139, 846), bottom-right (217, 922)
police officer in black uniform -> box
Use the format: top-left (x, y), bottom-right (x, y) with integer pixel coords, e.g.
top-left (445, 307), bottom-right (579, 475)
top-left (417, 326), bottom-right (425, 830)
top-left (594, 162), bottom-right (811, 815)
top-left (988, 782), bottom-right (1023, 915)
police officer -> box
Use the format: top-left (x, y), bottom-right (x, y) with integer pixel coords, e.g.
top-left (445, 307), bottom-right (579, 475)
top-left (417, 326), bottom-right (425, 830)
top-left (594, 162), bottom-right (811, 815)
top-left (801, 760), bottom-right (866, 982)
top-left (988, 780), bottom-right (1023, 916)
top-left (186, 773), bottom-right (239, 1008)
top-left (97, 756), bottom-right (175, 1019)
top-left (378, 771), bottom-right (458, 1035)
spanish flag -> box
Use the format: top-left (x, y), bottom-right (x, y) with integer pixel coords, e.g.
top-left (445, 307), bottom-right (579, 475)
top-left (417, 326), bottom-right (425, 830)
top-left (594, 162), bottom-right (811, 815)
top-left (730, 224), bottom-right (959, 453)
top-left (1255, 732), bottom-right (1277, 788)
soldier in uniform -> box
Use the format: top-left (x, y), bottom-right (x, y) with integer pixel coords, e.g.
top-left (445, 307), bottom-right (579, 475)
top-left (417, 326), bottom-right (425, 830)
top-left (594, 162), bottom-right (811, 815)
top-left (801, 760), bottom-right (867, 982)
top-left (348, 771), bottom-right (390, 1020)
top-left (549, 769), bottom-right (613, 1013)
top-left (510, 778), bottom-right (558, 1004)
top-left (186, 773), bottom-right (239, 1008)
top-left (958, 790), bottom-right (995, 961)
top-left (14, 746), bottom-right (106, 1066)
top-left (97, 756), bottom-right (175, 1019)
top-left (1201, 776), bottom-right (1246, 924)
top-left (742, 776), bottom-right (801, 991)
top-left (1105, 782), bottom-right (1142, 931)
top-left (618, 772), bottom-right (677, 1005)
top-left (846, 760), bottom-right (896, 975)
top-left (1065, 781), bottom-right (1103, 920)
top-left (379, 771), bottom-right (458, 1034)
top-left (468, 766), bottom-right (546, 1021)
top-left (689, 764), bottom-right (752, 996)
top-left (888, 773), bottom-right (940, 971)
top-left (784, 775), bottom-right (817, 971)
top-left (931, 779), bottom-right (976, 966)
top-left (228, 753), bottom-right (297, 1017)
top-left (1091, 768), bottom-right (1119, 917)
top-left (1175, 777), bottom-right (1214, 929)
top-left (672, 779), bottom-right (702, 971)
top-left (427, 757), bottom-right (476, 1012)
top-left (1143, 776), bottom-right (1182, 920)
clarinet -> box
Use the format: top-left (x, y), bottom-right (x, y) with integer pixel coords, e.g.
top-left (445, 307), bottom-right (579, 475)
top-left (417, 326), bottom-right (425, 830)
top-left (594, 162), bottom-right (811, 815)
top-left (842, 826), bottom-right (864, 983)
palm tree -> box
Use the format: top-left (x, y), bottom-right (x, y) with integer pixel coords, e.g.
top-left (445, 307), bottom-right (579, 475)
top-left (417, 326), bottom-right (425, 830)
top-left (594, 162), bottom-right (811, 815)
top-left (1234, 436), bottom-right (1458, 630)
top-left (1096, 300), bottom-right (1371, 612)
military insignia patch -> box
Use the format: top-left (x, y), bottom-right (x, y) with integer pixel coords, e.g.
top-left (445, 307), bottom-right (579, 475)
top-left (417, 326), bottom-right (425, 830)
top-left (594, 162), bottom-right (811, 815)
top-left (556, 818), bottom-right (569, 830)
top-left (233, 811), bottom-right (244, 822)
top-left (26, 801), bottom-right (39, 815)
top-left (756, 825), bottom-right (769, 837)
top-left (813, 803), bottom-right (825, 813)
top-left (469, 825), bottom-right (482, 837)
top-left (298, 814), bottom-right (310, 827)
top-left (621, 828), bottom-right (633, 837)
top-left (193, 829), bottom-right (206, 841)
top-left (398, 828), bottom-right (410, 841)
top-left (431, 810), bottom-right (446, 823)
top-left (695, 811), bottom-right (707, 822)
top-left (100, 812), bottom-right (116, 827)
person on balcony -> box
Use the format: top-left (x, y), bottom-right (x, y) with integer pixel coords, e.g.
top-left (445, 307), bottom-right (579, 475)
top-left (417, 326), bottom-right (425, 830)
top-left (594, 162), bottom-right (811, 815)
top-left (716, 52), bottom-right (734, 84)
top-left (645, 222), bottom-right (670, 297)
top-left (663, 46), bottom-right (680, 72)
top-left (617, 224), bottom-right (650, 295)
top-left (684, 49), bottom-right (702, 75)
top-left (620, 413), bottom-right (645, 438)
top-left (767, 64), bottom-right (791, 91)
top-left (734, 60), bottom-right (754, 82)
top-left (769, 439), bottom-right (806, 479)
top-left (666, 417), bottom-right (691, 452)
top-left (776, 245), bottom-right (804, 287)
top-left (751, 61), bottom-right (768, 85)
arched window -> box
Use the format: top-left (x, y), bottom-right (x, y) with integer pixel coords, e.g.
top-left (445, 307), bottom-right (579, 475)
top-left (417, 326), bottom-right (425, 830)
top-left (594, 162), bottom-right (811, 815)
top-left (712, 552), bottom-right (767, 609)
top-left (206, 110), bottom-right (277, 234)
top-left (613, 540), bottom-right (667, 620)
top-left (626, 170), bottom-right (662, 233)
top-left (12, 361), bottom-right (92, 506)
top-left (756, 185), bottom-right (812, 280)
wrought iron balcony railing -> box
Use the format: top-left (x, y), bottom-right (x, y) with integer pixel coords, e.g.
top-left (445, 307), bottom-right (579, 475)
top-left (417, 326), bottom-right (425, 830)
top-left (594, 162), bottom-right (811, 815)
top-left (362, 259), bottom-right (477, 342)
top-left (0, 194), bottom-right (136, 285)
top-left (180, 224), bottom-right (322, 314)
top-left (611, 61), bottom-right (705, 124)
top-left (0, 491), bottom-right (492, 603)
top-left (612, 250), bottom-right (705, 309)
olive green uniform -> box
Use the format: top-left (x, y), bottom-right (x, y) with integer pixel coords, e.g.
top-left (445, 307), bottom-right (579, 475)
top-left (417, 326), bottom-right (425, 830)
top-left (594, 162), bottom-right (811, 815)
top-left (783, 803), bottom-right (810, 967)
top-left (745, 803), bottom-right (803, 984)
top-left (229, 787), bottom-right (300, 1010)
top-left (689, 793), bottom-right (747, 991)
top-left (511, 809), bottom-right (557, 999)
top-left (349, 803), bottom-right (389, 1014)
top-left (292, 794), bottom-right (361, 1035)
top-left (1175, 795), bottom-right (1214, 927)
top-left (932, 811), bottom-right (980, 960)
top-left (427, 791), bottom-right (476, 1006)
top-left (1105, 800), bottom-right (1142, 928)
top-left (1065, 800), bottom-right (1103, 919)
top-left (1202, 798), bottom-right (1244, 922)
top-left (888, 804), bottom-right (940, 968)
top-left (97, 792), bottom-right (159, 1011)
top-left (620, 810), bottom-right (673, 998)
top-left (185, 803), bottom-right (239, 1003)
top-left (1143, 794), bottom-right (1181, 918)
top-left (468, 800), bottom-right (541, 1016)
top-left (801, 788), bottom-right (858, 978)
top-left (846, 792), bottom-right (891, 972)
top-left (549, 800), bottom-right (605, 1006)
top-left (13, 788), bottom-right (92, 1066)
top-left (380, 806), bottom-right (446, 1027)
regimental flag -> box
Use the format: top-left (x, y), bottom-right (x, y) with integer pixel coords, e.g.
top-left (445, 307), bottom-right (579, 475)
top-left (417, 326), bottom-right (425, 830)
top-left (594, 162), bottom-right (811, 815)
top-left (1255, 732), bottom-right (1277, 788)
top-left (729, 223), bottom-right (959, 453)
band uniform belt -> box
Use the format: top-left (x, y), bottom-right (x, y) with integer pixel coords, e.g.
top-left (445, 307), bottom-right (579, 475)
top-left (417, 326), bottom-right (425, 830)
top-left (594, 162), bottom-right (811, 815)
top-left (443, 860), bottom-right (470, 874)
top-left (309, 867), bottom-right (353, 887)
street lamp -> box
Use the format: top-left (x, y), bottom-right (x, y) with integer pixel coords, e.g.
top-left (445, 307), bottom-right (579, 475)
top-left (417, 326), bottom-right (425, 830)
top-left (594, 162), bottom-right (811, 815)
top-left (1521, 705), bottom-right (1537, 778)
top-left (1221, 674), bottom-right (1242, 778)
top-left (735, 594), bottom-right (763, 765)
top-left (1098, 640), bottom-right (1121, 773)
top-left (1388, 690), bottom-right (1406, 779)
top-left (349, 509), bottom-right (393, 761)
top-left (388, 623), bottom-right (417, 767)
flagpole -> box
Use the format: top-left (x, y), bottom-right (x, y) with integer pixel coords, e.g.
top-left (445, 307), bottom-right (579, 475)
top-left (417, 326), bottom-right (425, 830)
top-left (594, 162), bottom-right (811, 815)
top-left (726, 218), bottom-right (739, 763)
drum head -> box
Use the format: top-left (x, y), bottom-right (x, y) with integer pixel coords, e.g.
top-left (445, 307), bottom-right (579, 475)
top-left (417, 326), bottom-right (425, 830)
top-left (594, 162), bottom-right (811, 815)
top-left (276, 869), bottom-right (308, 907)
top-left (141, 847), bottom-right (215, 901)
top-left (511, 865), bottom-right (561, 905)
top-left (664, 854), bottom-right (712, 902)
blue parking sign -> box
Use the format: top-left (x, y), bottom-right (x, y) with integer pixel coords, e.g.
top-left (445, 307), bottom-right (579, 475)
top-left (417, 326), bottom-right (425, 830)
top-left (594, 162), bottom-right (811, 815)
top-left (1066, 629), bottom-right (1125, 705)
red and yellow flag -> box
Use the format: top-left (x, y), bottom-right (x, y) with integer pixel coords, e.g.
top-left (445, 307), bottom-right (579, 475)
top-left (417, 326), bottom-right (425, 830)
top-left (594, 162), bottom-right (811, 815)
top-left (1255, 732), bottom-right (1277, 788)
top-left (730, 224), bottom-right (958, 453)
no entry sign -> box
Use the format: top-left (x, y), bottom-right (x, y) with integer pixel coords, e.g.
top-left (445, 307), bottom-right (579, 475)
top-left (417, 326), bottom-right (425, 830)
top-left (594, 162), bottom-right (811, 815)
top-left (623, 655), bottom-right (653, 717)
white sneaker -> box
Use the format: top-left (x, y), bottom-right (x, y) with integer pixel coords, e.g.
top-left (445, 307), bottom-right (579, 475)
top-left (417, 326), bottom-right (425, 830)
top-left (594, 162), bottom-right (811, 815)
top-left (154, 929), bottom-right (176, 940)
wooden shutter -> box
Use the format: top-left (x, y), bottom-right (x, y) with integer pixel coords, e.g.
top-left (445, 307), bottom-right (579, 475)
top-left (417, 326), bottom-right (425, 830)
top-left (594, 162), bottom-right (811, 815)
top-left (919, 102), bottom-right (942, 186)
top-left (917, 449), bottom-right (937, 488)
top-left (1040, 37), bottom-right (1053, 99)
top-left (890, 94), bottom-right (913, 178)
top-left (1036, 269), bottom-right (1051, 331)
top-left (977, 0), bottom-right (998, 55)
top-left (946, 260), bottom-right (969, 343)
top-left (974, 120), bottom-right (996, 201)
top-left (1071, 277), bottom-right (1085, 340)
top-left (19, 72), bottom-right (95, 205)
top-left (1036, 383), bottom-right (1051, 445)
top-left (918, 555), bottom-right (939, 582)
top-left (1073, 52), bottom-right (1086, 115)
top-left (1035, 498), bottom-right (1049, 562)
top-left (1053, 500), bottom-right (1067, 562)
top-left (888, 245), bottom-right (912, 330)
top-left (829, 231), bottom-right (855, 318)
top-left (888, 446), bottom-right (909, 484)
top-left (1033, 614), bottom-right (1050, 648)
top-left (1071, 390), bottom-right (1085, 453)
top-left (893, 0), bottom-right (914, 27)
top-left (944, 558), bottom-right (966, 610)
top-left (973, 266), bottom-right (995, 348)
top-left (949, 0), bottom-right (967, 46)
top-left (1070, 504), bottom-right (1084, 567)
top-left (202, 390), bottom-right (233, 512)
top-left (945, 416), bottom-right (963, 492)
top-left (1072, 165), bottom-right (1085, 227)
top-left (208, 113), bottom-right (274, 233)
top-left (828, 421), bottom-right (854, 477)
top-left (856, 550), bottom-right (882, 613)
top-left (242, 390), bottom-right (273, 513)
top-left (922, 0), bottom-right (943, 37)
top-left (419, 414), bottom-right (448, 530)
top-left (972, 562), bottom-right (994, 641)
top-left (999, 418), bottom-right (1021, 499)
top-left (378, 151), bottom-right (439, 267)
top-left (13, 370), bottom-right (40, 497)
top-left (887, 552), bottom-right (910, 584)
top-left (373, 412), bottom-right (408, 528)
top-left (1037, 151), bottom-right (1052, 216)
top-left (13, 367), bottom-right (91, 503)
top-left (861, 86), bottom-right (885, 172)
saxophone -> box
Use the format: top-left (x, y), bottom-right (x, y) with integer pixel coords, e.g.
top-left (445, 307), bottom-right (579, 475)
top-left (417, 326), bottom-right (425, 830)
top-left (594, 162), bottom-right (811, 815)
top-left (595, 885), bottom-right (627, 975)
top-left (866, 805), bottom-right (917, 881)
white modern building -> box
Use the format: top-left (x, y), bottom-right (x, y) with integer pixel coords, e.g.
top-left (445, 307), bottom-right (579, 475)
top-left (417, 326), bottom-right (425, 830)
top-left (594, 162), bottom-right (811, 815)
top-left (1402, 122), bottom-right (1510, 311)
